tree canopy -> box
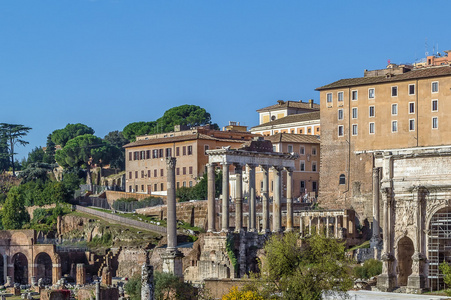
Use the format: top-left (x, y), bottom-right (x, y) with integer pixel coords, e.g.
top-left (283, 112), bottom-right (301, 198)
top-left (243, 232), bottom-right (353, 300)
top-left (122, 105), bottom-right (218, 141)
top-left (1, 186), bottom-right (30, 229)
top-left (0, 123), bottom-right (32, 175)
top-left (55, 134), bottom-right (103, 169)
top-left (51, 123), bottom-right (94, 147)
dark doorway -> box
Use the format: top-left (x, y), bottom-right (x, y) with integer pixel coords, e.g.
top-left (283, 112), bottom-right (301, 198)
top-left (13, 252), bottom-right (28, 285)
top-left (35, 252), bottom-right (52, 285)
top-left (397, 236), bottom-right (414, 286)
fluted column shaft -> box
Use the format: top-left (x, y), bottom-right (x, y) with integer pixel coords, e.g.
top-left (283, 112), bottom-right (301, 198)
top-left (248, 164), bottom-right (256, 232)
top-left (272, 166), bottom-right (282, 232)
top-left (260, 165), bottom-right (270, 233)
top-left (221, 163), bottom-right (230, 232)
top-left (372, 167), bottom-right (381, 240)
top-left (235, 164), bottom-right (243, 232)
top-left (285, 168), bottom-right (293, 232)
top-left (207, 163), bottom-right (216, 232)
top-left (166, 157), bottom-right (177, 250)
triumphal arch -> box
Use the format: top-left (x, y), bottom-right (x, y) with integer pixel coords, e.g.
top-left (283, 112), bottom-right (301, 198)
top-left (0, 230), bottom-right (61, 285)
top-left (373, 146), bottom-right (451, 292)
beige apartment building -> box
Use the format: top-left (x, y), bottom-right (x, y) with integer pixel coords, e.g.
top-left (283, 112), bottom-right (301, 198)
top-left (251, 100), bottom-right (320, 136)
top-left (124, 126), bottom-right (256, 195)
top-left (317, 52), bottom-right (451, 291)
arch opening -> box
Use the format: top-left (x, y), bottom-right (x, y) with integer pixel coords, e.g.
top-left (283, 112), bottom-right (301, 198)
top-left (13, 252), bottom-right (28, 285)
top-left (35, 252), bottom-right (52, 285)
top-left (397, 236), bottom-right (414, 286)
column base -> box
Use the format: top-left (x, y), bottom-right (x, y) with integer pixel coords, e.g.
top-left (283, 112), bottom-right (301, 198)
top-left (162, 249), bottom-right (184, 278)
top-left (377, 273), bottom-right (397, 292)
top-left (407, 274), bottom-right (427, 293)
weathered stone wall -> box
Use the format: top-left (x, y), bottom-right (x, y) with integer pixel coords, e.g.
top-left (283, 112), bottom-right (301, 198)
top-left (116, 248), bottom-right (148, 278)
top-left (203, 279), bottom-right (250, 299)
top-left (105, 191), bottom-right (163, 204)
top-left (27, 204), bottom-right (57, 220)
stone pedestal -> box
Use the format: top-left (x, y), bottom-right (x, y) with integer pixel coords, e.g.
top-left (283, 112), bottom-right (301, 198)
top-left (407, 252), bottom-right (427, 293)
top-left (30, 276), bottom-right (37, 287)
top-left (162, 250), bottom-right (183, 278)
top-left (377, 253), bottom-right (397, 292)
top-left (76, 264), bottom-right (86, 285)
top-left (141, 264), bottom-right (154, 300)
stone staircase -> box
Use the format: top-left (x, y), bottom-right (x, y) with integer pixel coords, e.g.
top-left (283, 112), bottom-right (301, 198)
top-left (97, 246), bottom-right (122, 277)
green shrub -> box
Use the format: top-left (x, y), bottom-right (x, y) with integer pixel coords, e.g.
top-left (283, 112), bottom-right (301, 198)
top-left (354, 259), bottom-right (382, 279)
top-left (124, 275), bottom-right (141, 300)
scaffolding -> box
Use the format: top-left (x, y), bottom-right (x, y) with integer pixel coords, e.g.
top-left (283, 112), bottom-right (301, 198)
top-left (428, 207), bottom-right (451, 291)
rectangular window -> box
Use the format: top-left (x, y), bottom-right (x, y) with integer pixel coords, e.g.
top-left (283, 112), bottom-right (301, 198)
top-left (161, 183), bottom-right (164, 191)
top-left (129, 152), bottom-right (132, 161)
top-left (204, 144), bottom-right (209, 154)
top-left (369, 122), bottom-right (375, 134)
top-left (326, 93), bottom-right (332, 103)
top-left (300, 161), bottom-right (305, 171)
top-left (392, 121), bottom-right (398, 133)
top-left (160, 169), bottom-right (164, 176)
top-left (352, 124), bottom-right (358, 136)
top-left (140, 151), bottom-right (145, 160)
top-left (189, 181), bottom-right (193, 187)
top-left (391, 86), bottom-right (398, 97)
top-left (351, 90), bottom-right (358, 101)
top-left (176, 147), bottom-right (180, 156)
top-left (352, 107), bottom-right (358, 119)
top-left (300, 181), bottom-right (305, 190)
top-left (189, 166), bottom-right (193, 175)
top-left (176, 182), bottom-right (180, 189)
top-left (187, 146), bottom-right (193, 155)
top-left (312, 146), bottom-right (317, 155)
top-left (368, 88), bottom-right (375, 99)
top-left (135, 171), bottom-right (138, 178)
top-left (409, 119), bottom-right (415, 131)
top-left (391, 104), bottom-right (398, 115)
top-left (312, 181), bottom-right (317, 192)
top-left (154, 183), bottom-right (157, 191)
top-left (432, 99), bottom-right (438, 112)
top-left (312, 161), bottom-right (317, 172)
top-left (299, 146), bottom-right (305, 155)
top-left (409, 84), bottom-right (415, 95)
top-left (153, 149), bottom-right (158, 158)
top-left (338, 109), bottom-right (343, 120)
top-left (338, 91), bottom-right (344, 102)
top-left (134, 151), bottom-right (139, 160)
top-left (287, 145), bottom-right (293, 153)
top-left (141, 185), bottom-right (144, 192)
top-left (369, 106), bottom-right (375, 117)
top-left (129, 172), bottom-right (132, 179)
top-left (176, 168), bottom-right (180, 175)
top-left (183, 181), bottom-right (186, 187)
top-left (148, 170), bottom-right (151, 178)
top-left (409, 102), bottom-right (415, 114)
top-left (432, 81), bottom-right (439, 93)
top-left (432, 117), bottom-right (438, 129)
top-left (146, 150), bottom-right (151, 159)
top-left (338, 125), bottom-right (344, 137)
top-left (154, 169), bottom-right (157, 177)
top-left (166, 148), bottom-right (172, 157)
top-left (183, 167), bottom-right (186, 175)
top-left (159, 149), bottom-right (163, 158)
top-left (141, 170), bottom-right (144, 178)
top-left (183, 146), bottom-right (186, 155)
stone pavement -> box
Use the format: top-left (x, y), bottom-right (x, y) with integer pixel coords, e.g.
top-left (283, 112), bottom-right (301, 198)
top-left (324, 290), bottom-right (450, 300)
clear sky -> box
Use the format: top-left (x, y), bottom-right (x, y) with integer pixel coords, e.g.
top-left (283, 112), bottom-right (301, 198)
top-left (1, 0), bottom-right (449, 160)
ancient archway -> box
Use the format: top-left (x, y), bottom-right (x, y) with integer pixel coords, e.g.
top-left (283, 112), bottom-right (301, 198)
top-left (12, 252), bottom-right (28, 285)
top-left (397, 236), bottom-right (414, 286)
top-left (35, 252), bottom-right (52, 285)
top-left (428, 206), bottom-right (451, 290)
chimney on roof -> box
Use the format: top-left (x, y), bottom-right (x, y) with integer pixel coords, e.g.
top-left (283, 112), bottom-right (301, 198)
top-left (309, 99), bottom-right (314, 108)
top-left (277, 100), bottom-right (285, 105)
top-left (299, 100), bottom-right (303, 103)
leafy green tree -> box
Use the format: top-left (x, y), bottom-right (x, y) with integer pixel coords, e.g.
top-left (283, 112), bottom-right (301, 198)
top-left (0, 136), bottom-right (11, 171)
top-left (154, 271), bottom-right (197, 300)
top-left (104, 130), bottom-right (129, 147)
top-left (23, 147), bottom-right (46, 168)
top-left (51, 123), bottom-right (94, 147)
top-left (156, 105), bottom-right (218, 133)
top-left (61, 172), bottom-right (83, 193)
top-left (245, 232), bottom-right (353, 300)
top-left (0, 123), bottom-right (32, 175)
top-left (1, 186), bottom-right (30, 229)
top-left (44, 134), bottom-right (56, 164)
top-left (440, 262), bottom-right (451, 296)
top-left (122, 121), bottom-right (157, 142)
top-left (19, 162), bottom-right (54, 183)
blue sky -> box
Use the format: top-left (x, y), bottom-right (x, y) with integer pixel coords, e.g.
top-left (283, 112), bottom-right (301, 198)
top-left (0, 0), bottom-right (449, 159)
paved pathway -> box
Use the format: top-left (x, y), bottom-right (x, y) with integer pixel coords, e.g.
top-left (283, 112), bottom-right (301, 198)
top-left (324, 290), bottom-right (449, 300)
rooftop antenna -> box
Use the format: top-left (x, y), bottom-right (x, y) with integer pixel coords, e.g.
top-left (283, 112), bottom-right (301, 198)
top-left (425, 38), bottom-right (429, 56)
top-left (432, 43), bottom-right (436, 56)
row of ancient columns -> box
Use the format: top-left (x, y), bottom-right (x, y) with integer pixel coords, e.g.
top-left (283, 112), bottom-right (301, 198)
top-left (207, 163), bottom-right (294, 233)
top-left (299, 215), bottom-right (344, 238)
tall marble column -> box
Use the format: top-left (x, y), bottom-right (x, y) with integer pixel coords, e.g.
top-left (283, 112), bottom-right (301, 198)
top-left (162, 157), bottom-right (183, 277)
top-left (299, 216), bottom-right (304, 236)
top-left (247, 164), bottom-right (256, 232)
top-left (221, 163), bottom-right (230, 232)
top-left (377, 187), bottom-right (396, 292)
top-left (272, 166), bottom-right (282, 233)
top-left (207, 163), bottom-right (216, 232)
top-left (235, 164), bottom-right (243, 232)
top-left (260, 165), bottom-right (270, 233)
top-left (317, 216), bottom-right (320, 234)
top-left (326, 216), bottom-right (330, 238)
top-left (309, 216), bottom-right (312, 235)
top-left (371, 167), bottom-right (382, 248)
top-left (285, 168), bottom-right (293, 232)
top-left (407, 186), bottom-right (426, 291)
top-left (335, 216), bottom-right (339, 238)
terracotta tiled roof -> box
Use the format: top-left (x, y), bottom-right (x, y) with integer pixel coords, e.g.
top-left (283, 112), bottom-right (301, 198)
top-left (264, 133), bottom-right (320, 144)
top-left (250, 111), bottom-right (320, 130)
top-left (257, 101), bottom-right (319, 112)
top-left (316, 66), bottom-right (451, 91)
top-left (123, 133), bottom-right (251, 148)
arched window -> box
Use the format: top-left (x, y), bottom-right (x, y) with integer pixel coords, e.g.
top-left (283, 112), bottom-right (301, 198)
top-left (339, 174), bottom-right (346, 185)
